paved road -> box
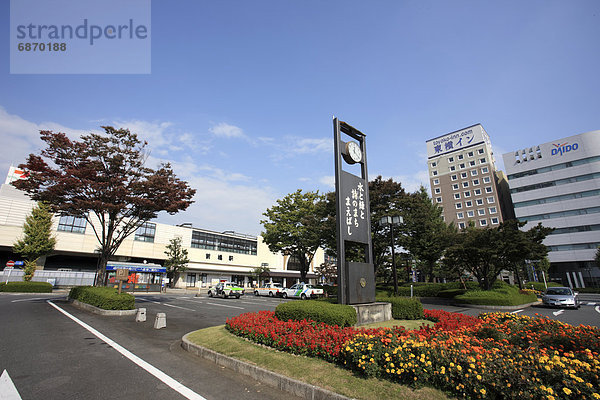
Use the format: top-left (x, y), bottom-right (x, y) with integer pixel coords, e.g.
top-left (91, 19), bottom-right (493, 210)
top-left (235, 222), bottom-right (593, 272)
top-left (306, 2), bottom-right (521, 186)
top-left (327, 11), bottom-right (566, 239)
top-left (0, 292), bottom-right (298, 400)
top-left (1, 291), bottom-right (598, 399)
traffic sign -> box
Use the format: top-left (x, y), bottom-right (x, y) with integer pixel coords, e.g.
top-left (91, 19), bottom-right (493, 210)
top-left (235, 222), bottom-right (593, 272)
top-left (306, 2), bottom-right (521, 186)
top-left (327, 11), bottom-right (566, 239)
top-left (6, 260), bottom-right (14, 268)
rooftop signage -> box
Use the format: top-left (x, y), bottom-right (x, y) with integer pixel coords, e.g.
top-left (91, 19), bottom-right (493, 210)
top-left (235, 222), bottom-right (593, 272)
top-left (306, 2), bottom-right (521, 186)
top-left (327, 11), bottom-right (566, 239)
top-left (426, 124), bottom-right (487, 158)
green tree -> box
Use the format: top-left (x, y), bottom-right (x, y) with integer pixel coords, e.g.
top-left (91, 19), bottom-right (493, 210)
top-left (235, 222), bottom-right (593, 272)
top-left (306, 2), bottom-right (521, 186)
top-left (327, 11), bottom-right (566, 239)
top-left (13, 127), bottom-right (196, 286)
top-left (261, 189), bottom-right (326, 283)
top-left (595, 246), bottom-right (600, 268)
top-left (251, 265), bottom-right (271, 286)
top-left (13, 202), bottom-right (56, 281)
top-left (164, 237), bottom-right (190, 287)
top-left (399, 186), bottom-right (450, 282)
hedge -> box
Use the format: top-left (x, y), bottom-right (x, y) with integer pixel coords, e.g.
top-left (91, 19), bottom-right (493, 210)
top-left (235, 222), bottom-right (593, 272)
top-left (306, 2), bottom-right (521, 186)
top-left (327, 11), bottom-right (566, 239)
top-left (69, 286), bottom-right (135, 310)
top-left (524, 281), bottom-right (562, 291)
top-left (375, 296), bottom-right (423, 320)
top-left (454, 285), bottom-right (538, 306)
top-left (275, 300), bottom-right (357, 327)
top-left (0, 281), bottom-right (53, 293)
top-left (575, 287), bottom-right (600, 294)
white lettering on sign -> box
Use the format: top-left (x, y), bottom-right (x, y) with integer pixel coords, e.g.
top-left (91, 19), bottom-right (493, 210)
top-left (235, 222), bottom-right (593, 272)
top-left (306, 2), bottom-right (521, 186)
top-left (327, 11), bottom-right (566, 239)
top-left (345, 181), bottom-right (367, 236)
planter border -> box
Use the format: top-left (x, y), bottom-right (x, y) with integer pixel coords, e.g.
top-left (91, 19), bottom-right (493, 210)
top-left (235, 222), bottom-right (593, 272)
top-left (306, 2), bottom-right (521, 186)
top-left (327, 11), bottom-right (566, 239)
top-left (68, 298), bottom-right (137, 316)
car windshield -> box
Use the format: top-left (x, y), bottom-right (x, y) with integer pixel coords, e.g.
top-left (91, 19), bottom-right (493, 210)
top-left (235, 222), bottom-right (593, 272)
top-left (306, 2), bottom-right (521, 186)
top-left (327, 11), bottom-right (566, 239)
top-left (546, 288), bottom-right (572, 296)
top-left (305, 285), bottom-right (314, 289)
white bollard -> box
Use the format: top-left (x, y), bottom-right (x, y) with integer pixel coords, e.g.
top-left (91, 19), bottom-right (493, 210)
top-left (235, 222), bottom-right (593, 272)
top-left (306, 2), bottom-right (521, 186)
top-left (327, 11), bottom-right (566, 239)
top-left (154, 312), bottom-right (167, 329)
top-left (136, 308), bottom-right (146, 322)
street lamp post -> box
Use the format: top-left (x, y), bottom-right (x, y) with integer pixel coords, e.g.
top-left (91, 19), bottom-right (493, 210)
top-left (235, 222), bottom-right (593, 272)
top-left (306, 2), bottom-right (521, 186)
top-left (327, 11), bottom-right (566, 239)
top-left (380, 215), bottom-right (403, 296)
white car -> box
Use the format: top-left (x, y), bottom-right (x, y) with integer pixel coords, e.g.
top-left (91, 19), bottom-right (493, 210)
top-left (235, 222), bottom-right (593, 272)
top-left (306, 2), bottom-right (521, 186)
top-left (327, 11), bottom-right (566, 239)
top-left (254, 282), bottom-right (283, 297)
top-left (280, 283), bottom-right (323, 300)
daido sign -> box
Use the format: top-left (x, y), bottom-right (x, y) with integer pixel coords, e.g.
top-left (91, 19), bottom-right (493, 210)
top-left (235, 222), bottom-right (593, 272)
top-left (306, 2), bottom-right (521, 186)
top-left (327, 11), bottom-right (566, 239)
top-left (551, 142), bottom-right (578, 156)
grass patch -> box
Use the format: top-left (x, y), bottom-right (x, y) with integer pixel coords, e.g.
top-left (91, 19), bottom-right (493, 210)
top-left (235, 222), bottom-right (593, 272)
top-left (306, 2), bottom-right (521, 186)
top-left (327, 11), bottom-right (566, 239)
top-left (454, 286), bottom-right (538, 306)
top-left (359, 319), bottom-right (434, 330)
top-left (187, 326), bottom-right (448, 400)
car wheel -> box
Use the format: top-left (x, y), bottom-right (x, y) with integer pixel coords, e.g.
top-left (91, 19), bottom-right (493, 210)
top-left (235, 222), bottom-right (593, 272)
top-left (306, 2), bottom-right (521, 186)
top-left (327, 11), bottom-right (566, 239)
top-left (254, 291), bottom-right (259, 296)
top-left (301, 293), bottom-right (307, 300)
top-left (268, 291), bottom-right (274, 297)
top-left (236, 295), bottom-right (240, 299)
top-left (208, 291), bottom-right (213, 297)
top-left (222, 292), bottom-right (227, 299)
top-left (282, 292), bottom-right (288, 299)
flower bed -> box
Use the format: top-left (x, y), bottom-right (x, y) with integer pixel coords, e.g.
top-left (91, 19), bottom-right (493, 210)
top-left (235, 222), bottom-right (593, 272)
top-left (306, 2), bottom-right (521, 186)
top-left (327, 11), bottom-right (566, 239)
top-left (226, 310), bottom-right (600, 400)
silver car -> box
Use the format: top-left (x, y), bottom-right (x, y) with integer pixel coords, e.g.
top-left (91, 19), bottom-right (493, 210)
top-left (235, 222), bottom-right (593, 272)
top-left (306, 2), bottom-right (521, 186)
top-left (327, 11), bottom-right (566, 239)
top-left (541, 287), bottom-right (580, 309)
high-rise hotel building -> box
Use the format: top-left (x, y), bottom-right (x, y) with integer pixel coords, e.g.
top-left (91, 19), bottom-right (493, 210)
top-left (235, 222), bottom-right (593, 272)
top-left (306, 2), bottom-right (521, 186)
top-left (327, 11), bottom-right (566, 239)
top-left (502, 131), bottom-right (600, 287)
top-left (426, 124), bottom-right (513, 228)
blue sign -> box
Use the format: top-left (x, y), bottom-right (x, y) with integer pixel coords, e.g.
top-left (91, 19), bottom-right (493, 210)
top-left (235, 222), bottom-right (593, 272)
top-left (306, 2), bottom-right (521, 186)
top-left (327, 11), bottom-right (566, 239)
top-left (106, 264), bottom-right (166, 273)
top-left (551, 142), bottom-right (578, 156)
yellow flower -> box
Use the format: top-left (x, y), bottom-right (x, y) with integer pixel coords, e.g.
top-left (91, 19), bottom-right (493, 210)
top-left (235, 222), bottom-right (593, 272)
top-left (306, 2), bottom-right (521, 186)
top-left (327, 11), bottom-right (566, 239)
top-left (476, 375), bottom-right (482, 381)
top-left (547, 396), bottom-right (554, 400)
top-left (591, 393), bottom-right (600, 399)
top-left (563, 388), bottom-right (572, 395)
top-left (480, 389), bottom-right (486, 395)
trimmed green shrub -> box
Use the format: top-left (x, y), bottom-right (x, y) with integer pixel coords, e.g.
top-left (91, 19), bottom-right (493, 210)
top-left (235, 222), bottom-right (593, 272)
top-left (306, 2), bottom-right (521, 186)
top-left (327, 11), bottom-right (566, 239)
top-left (438, 288), bottom-right (467, 298)
top-left (0, 281), bottom-right (52, 293)
top-left (454, 286), bottom-right (537, 306)
top-left (575, 287), bottom-right (600, 294)
top-left (275, 300), bottom-right (357, 327)
top-left (316, 285), bottom-right (337, 297)
top-left (525, 281), bottom-right (562, 291)
top-left (69, 286), bottom-right (135, 310)
top-left (375, 296), bottom-right (424, 320)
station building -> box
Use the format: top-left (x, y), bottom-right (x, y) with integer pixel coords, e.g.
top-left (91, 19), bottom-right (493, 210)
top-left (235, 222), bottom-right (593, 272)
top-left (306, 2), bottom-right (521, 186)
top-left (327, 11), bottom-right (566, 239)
top-left (0, 169), bottom-right (323, 289)
top-left (502, 130), bottom-right (600, 287)
top-left (426, 124), bottom-right (514, 228)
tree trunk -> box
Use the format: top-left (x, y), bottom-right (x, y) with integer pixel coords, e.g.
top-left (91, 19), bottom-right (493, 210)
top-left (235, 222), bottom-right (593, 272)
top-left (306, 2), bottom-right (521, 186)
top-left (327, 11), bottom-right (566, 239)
top-left (515, 268), bottom-right (523, 290)
top-left (95, 253), bottom-right (109, 287)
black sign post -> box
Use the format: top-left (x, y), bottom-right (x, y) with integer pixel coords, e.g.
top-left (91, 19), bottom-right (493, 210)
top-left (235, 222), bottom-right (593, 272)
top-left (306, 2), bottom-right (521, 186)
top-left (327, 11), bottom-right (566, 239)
top-left (333, 117), bottom-right (375, 305)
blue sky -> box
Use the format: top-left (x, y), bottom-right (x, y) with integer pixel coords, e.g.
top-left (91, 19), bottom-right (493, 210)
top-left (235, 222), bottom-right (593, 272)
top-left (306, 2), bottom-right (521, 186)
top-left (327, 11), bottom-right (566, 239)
top-left (1, 1), bottom-right (599, 235)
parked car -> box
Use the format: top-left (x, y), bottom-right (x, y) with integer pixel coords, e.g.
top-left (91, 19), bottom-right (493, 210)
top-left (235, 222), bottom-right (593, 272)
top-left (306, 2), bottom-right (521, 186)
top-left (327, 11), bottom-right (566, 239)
top-left (541, 287), bottom-right (580, 308)
top-left (208, 282), bottom-right (244, 299)
top-left (280, 283), bottom-right (323, 300)
top-left (254, 282), bottom-right (283, 297)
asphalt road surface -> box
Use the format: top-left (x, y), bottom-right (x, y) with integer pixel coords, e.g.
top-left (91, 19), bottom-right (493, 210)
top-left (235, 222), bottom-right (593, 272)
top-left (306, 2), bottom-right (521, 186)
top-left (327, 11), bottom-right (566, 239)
top-left (1, 291), bottom-right (599, 399)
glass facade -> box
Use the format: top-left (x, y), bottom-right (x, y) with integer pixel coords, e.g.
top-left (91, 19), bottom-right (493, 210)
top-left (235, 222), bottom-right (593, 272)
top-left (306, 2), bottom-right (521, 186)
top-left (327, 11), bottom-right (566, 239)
top-left (191, 230), bottom-right (257, 255)
top-left (57, 215), bottom-right (87, 234)
top-left (135, 222), bottom-right (156, 242)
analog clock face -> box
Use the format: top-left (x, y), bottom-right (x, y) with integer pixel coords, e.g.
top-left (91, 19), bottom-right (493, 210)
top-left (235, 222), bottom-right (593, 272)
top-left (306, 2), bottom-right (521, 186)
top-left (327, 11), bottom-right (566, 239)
top-left (347, 141), bottom-right (362, 163)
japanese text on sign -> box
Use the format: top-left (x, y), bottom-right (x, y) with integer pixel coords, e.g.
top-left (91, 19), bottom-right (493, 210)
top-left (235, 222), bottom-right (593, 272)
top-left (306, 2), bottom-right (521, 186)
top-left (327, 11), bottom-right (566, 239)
top-left (345, 181), bottom-right (366, 236)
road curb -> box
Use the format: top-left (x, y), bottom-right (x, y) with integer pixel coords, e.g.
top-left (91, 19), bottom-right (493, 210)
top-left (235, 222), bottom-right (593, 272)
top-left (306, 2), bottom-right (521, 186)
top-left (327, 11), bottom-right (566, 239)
top-left (181, 332), bottom-right (351, 400)
top-left (68, 298), bottom-right (138, 316)
top-left (452, 301), bottom-right (541, 311)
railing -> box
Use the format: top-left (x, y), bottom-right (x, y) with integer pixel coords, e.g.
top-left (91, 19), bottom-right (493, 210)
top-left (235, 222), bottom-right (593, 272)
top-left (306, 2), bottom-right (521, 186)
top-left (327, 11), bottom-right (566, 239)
top-left (1, 269), bottom-right (96, 286)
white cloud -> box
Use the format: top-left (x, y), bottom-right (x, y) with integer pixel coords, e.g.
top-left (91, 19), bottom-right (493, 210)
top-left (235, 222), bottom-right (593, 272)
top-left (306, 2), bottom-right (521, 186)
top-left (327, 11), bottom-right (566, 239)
top-left (293, 137), bottom-right (332, 154)
top-left (209, 122), bottom-right (246, 139)
top-left (319, 175), bottom-right (335, 188)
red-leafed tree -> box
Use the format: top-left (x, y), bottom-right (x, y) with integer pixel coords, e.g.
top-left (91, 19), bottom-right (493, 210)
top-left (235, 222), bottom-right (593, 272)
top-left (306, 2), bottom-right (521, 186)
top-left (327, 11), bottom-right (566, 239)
top-left (12, 126), bottom-right (196, 286)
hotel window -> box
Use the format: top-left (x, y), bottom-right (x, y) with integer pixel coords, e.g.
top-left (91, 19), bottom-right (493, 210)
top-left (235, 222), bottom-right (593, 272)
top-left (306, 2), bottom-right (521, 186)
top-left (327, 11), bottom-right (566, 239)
top-left (489, 207), bottom-right (497, 214)
top-left (468, 151), bottom-right (474, 157)
top-left (465, 200), bottom-right (473, 207)
top-left (431, 161), bottom-right (437, 168)
top-left (134, 222), bottom-right (156, 242)
top-left (459, 163), bottom-right (466, 169)
top-left (432, 170), bottom-right (438, 176)
top-left (450, 166), bottom-right (456, 171)
top-left (451, 174), bottom-right (458, 181)
top-left (467, 210), bottom-right (475, 218)
top-left (464, 191), bottom-right (471, 198)
top-left (458, 154), bottom-right (464, 160)
top-left (481, 167), bottom-right (489, 173)
top-left (480, 219), bottom-right (488, 227)
top-left (480, 157), bottom-right (486, 164)
top-left (452, 184), bottom-right (459, 190)
top-left (448, 156), bottom-right (454, 162)
top-left (456, 212), bottom-right (464, 219)
top-left (433, 178), bottom-right (440, 185)
top-left (483, 176), bottom-right (491, 184)
top-left (478, 148), bottom-right (484, 154)
top-left (476, 199), bottom-right (484, 206)
top-left (455, 203), bottom-right (463, 209)
top-left (474, 188), bottom-right (482, 195)
top-left (491, 217), bottom-right (499, 225)
top-left (469, 161), bottom-right (476, 167)
top-left (472, 179), bottom-right (480, 186)
top-left (471, 169), bottom-right (478, 176)
top-left (454, 193), bottom-right (461, 200)
top-left (487, 197), bottom-right (495, 203)
top-left (458, 222), bottom-right (466, 229)
top-left (461, 172), bottom-right (468, 179)
top-left (436, 197), bottom-right (442, 203)
top-left (478, 209), bottom-right (486, 216)
top-left (462, 182), bottom-right (469, 188)
top-left (58, 215), bottom-right (87, 234)
top-left (434, 188), bottom-right (441, 194)
top-left (485, 186), bottom-right (493, 193)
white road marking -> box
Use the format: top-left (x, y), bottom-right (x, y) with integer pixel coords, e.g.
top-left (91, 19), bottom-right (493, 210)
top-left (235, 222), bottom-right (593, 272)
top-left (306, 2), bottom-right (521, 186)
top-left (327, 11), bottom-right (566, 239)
top-left (205, 302), bottom-right (244, 310)
top-left (0, 370), bottom-right (22, 400)
top-left (510, 309), bottom-right (524, 314)
top-left (596, 306), bottom-right (600, 314)
top-left (11, 297), bottom-right (48, 303)
top-left (177, 298), bottom-right (203, 304)
top-left (553, 310), bottom-right (564, 316)
top-left (46, 301), bottom-right (205, 400)
top-left (137, 298), bottom-right (195, 312)
top-left (587, 302), bottom-right (596, 306)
